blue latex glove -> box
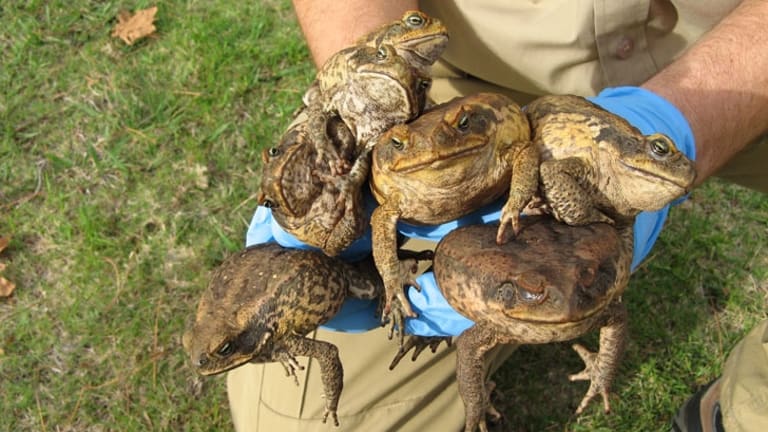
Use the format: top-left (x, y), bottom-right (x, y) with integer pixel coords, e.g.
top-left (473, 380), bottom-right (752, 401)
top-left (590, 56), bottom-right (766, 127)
top-left (246, 86), bottom-right (696, 337)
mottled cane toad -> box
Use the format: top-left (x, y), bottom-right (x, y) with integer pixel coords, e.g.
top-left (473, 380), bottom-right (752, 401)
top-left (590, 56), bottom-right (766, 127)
top-left (370, 92), bottom-right (538, 338)
top-left (259, 113), bottom-right (369, 256)
top-left (313, 43), bottom-right (432, 150)
top-left (356, 10), bottom-right (449, 74)
top-left (433, 218), bottom-right (633, 431)
top-left (182, 244), bottom-right (384, 426)
top-left (525, 94), bottom-right (697, 226)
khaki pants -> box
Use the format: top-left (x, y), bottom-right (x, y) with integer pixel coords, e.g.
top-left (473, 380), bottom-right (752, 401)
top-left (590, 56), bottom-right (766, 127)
top-left (227, 326), bottom-right (464, 432)
top-left (721, 319), bottom-right (768, 432)
top-left (228, 326), bottom-right (516, 432)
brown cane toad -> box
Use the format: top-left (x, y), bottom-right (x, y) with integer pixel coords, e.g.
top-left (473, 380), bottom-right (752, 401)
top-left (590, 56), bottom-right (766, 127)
top-left (356, 10), bottom-right (449, 74)
top-left (370, 92), bottom-right (538, 340)
top-left (525, 94), bottom-right (697, 226)
top-left (313, 43), bottom-right (432, 150)
top-left (432, 218), bottom-right (633, 431)
top-left (259, 113), bottom-right (370, 256)
top-left (182, 243), bottom-right (385, 426)
top-left (302, 9), bottom-right (447, 113)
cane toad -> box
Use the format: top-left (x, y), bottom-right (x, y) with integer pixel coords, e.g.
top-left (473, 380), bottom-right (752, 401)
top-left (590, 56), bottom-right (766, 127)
top-left (297, 12), bottom-right (442, 181)
top-left (313, 43), bottom-right (431, 150)
top-left (182, 244), bottom-right (387, 426)
top-left (525, 95), bottom-right (697, 226)
top-left (370, 92), bottom-right (538, 338)
top-left (356, 10), bottom-right (449, 74)
top-left (259, 113), bottom-right (369, 256)
top-left (303, 9), bottom-right (447, 112)
top-left (433, 218), bottom-right (632, 431)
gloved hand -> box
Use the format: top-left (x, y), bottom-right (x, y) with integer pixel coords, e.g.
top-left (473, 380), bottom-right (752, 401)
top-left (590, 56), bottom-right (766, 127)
top-left (246, 86), bottom-right (697, 337)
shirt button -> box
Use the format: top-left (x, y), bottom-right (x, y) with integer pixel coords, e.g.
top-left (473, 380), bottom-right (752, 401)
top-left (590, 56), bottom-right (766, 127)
top-left (615, 36), bottom-right (635, 59)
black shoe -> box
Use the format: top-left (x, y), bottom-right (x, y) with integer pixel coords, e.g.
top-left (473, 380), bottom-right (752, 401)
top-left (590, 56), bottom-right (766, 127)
top-left (672, 379), bottom-right (725, 432)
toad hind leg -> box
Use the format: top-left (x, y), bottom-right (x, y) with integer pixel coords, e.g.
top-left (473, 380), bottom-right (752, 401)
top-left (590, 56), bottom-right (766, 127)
top-left (540, 158), bottom-right (614, 226)
top-left (456, 324), bottom-right (505, 432)
top-left (568, 302), bottom-right (628, 415)
top-left (282, 333), bottom-right (344, 427)
top-left (315, 147), bottom-right (372, 226)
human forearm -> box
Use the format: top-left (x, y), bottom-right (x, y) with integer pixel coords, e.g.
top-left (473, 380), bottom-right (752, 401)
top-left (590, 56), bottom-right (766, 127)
top-left (291, 0), bottom-right (417, 67)
top-left (642, 0), bottom-right (768, 186)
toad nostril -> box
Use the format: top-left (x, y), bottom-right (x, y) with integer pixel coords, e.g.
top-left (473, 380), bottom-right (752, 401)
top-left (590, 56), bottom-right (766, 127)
top-left (196, 355), bottom-right (209, 367)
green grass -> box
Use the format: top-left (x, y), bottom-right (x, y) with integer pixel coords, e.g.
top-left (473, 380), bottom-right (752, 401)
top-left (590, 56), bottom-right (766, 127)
top-left (1, 1), bottom-right (766, 431)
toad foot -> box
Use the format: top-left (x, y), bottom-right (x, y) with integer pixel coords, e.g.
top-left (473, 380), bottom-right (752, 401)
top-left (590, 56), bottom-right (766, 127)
top-left (274, 349), bottom-right (304, 386)
top-left (382, 258), bottom-right (422, 347)
top-left (568, 343), bottom-right (612, 414)
top-left (388, 335), bottom-right (452, 370)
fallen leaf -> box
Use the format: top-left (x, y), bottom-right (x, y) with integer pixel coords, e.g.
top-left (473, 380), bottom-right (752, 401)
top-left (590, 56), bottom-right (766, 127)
top-left (0, 276), bottom-right (14, 297)
top-left (0, 236), bottom-right (14, 297)
top-left (111, 6), bottom-right (158, 45)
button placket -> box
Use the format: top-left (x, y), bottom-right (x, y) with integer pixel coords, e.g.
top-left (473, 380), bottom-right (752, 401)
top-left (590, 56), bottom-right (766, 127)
top-left (594, 0), bottom-right (658, 86)
top-left (615, 36), bottom-right (635, 59)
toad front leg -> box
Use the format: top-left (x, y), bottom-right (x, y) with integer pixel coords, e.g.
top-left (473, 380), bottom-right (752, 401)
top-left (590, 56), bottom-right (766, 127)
top-left (568, 301), bottom-right (628, 414)
top-left (497, 142), bottom-right (539, 243)
top-left (281, 333), bottom-right (344, 427)
top-left (371, 201), bottom-right (421, 346)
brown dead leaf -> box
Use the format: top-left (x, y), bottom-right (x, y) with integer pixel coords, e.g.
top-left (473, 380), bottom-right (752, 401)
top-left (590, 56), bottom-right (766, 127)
top-left (0, 236), bottom-right (14, 297)
top-left (111, 6), bottom-right (158, 45)
top-left (0, 276), bottom-right (14, 298)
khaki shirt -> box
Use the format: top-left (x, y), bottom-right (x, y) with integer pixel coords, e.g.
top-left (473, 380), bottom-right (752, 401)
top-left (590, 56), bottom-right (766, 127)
top-left (420, 0), bottom-right (741, 96)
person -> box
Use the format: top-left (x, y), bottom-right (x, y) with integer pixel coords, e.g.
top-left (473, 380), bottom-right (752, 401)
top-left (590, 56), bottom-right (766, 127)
top-left (227, 1), bottom-right (768, 431)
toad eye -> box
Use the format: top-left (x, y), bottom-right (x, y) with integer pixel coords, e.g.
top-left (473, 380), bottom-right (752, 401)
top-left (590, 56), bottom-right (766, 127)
top-left (216, 342), bottom-right (234, 358)
top-left (519, 289), bottom-right (545, 303)
top-left (418, 78), bottom-right (432, 91)
top-left (262, 198), bottom-right (278, 209)
top-left (456, 113), bottom-right (470, 131)
top-left (405, 13), bottom-right (425, 28)
top-left (390, 137), bottom-right (404, 150)
top-left (267, 147), bottom-right (281, 157)
top-left (376, 46), bottom-right (388, 60)
top-left (650, 138), bottom-right (671, 157)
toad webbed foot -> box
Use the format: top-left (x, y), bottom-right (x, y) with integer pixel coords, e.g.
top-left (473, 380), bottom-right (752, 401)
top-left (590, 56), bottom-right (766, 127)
top-left (389, 335), bottom-right (452, 370)
top-left (568, 343), bottom-right (612, 414)
top-left (273, 349), bottom-right (304, 386)
top-left (381, 257), bottom-right (424, 348)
